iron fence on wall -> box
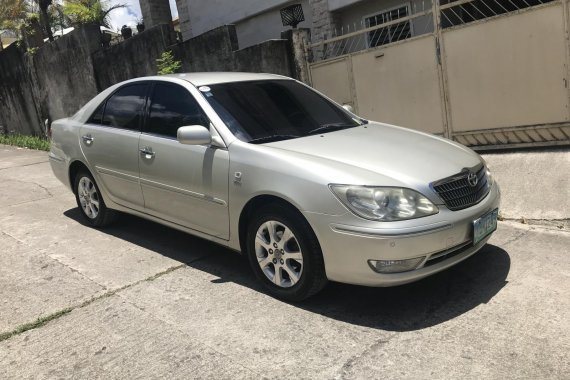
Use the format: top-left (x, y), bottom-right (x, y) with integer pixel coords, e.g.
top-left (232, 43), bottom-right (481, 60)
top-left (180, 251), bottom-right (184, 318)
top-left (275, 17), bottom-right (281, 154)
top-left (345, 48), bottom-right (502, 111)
top-left (310, 0), bottom-right (557, 62)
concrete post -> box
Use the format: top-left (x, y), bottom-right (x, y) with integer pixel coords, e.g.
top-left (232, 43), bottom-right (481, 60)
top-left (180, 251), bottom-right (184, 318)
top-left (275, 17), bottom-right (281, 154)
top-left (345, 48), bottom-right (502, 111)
top-left (432, 0), bottom-right (453, 139)
top-left (309, 0), bottom-right (341, 42)
top-left (309, 0), bottom-right (341, 60)
top-left (282, 28), bottom-right (311, 85)
top-left (175, 0), bottom-right (193, 41)
top-left (139, 0), bottom-right (173, 29)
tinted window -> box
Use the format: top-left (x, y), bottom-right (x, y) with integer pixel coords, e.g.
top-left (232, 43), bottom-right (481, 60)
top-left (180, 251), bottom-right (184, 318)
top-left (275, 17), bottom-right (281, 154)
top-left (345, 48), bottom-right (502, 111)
top-left (102, 84), bottom-right (148, 130)
top-left (87, 102), bottom-right (105, 125)
top-left (201, 80), bottom-right (364, 143)
top-left (146, 83), bottom-right (209, 138)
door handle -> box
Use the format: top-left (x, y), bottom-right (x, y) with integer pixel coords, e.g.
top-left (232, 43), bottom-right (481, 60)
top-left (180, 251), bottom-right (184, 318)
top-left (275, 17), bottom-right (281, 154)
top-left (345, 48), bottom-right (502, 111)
top-left (82, 134), bottom-right (94, 145)
top-left (139, 147), bottom-right (155, 159)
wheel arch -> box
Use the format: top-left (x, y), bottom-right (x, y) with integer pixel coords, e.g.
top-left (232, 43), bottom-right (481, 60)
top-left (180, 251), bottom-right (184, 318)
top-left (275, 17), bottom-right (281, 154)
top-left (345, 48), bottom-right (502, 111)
top-left (238, 194), bottom-right (314, 254)
top-left (68, 160), bottom-right (92, 193)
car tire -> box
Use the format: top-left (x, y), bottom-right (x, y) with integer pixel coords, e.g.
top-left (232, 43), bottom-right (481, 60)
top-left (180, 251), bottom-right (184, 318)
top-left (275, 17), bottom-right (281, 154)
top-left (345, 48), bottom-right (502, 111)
top-left (246, 203), bottom-right (328, 301)
top-left (73, 170), bottom-right (116, 227)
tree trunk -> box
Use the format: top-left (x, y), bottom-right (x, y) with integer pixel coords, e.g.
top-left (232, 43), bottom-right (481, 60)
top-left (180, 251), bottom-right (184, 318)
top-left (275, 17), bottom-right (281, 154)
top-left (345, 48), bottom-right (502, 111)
top-left (39, 0), bottom-right (54, 42)
top-left (0, 34), bottom-right (3, 51)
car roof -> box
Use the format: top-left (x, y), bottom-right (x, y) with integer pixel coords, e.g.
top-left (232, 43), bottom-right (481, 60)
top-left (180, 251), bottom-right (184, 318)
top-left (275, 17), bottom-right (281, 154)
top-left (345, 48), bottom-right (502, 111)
top-left (162, 72), bottom-right (291, 86)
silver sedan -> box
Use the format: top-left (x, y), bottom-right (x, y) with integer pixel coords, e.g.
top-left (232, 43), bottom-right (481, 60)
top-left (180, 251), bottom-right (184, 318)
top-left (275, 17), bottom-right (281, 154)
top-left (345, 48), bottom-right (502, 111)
top-left (49, 73), bottom-right (500, 301)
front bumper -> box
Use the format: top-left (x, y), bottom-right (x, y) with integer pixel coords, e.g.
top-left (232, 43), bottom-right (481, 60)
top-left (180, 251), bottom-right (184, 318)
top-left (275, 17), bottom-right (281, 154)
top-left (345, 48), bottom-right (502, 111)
top-left (303, 183), bottom-right (501, 287)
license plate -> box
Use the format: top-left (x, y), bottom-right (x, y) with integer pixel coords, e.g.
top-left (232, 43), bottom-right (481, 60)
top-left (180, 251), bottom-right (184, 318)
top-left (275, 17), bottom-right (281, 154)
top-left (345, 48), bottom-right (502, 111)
top-left (473, 209), bottom-right (498, 245)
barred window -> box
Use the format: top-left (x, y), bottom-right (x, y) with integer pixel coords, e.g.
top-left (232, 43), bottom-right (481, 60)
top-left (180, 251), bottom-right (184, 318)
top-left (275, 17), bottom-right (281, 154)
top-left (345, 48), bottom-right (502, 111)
top-left (364, 4), bottom-right (412, 48)
top-left (440, 0), bottom-right (556, 28)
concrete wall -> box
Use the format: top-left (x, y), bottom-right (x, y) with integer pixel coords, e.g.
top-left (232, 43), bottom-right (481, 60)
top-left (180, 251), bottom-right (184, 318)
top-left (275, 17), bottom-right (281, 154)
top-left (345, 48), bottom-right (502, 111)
top-left (173, 24), bottom-right (292, 75)
top-left (93, 24), bottom-right (177, 90)
top-left (0, 23), bottom-right (295, 136)
top-left (0, 24), bottom-right (101, 135)
top-left (0, 45), bottom-right (42, 135)
top-left (30, 24), bottom-right (101, 121)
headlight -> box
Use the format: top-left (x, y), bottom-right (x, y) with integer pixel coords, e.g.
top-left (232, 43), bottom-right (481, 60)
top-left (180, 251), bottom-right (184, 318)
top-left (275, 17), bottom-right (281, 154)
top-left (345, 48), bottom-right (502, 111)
top-left (329, 185), bottom-right (438, 221)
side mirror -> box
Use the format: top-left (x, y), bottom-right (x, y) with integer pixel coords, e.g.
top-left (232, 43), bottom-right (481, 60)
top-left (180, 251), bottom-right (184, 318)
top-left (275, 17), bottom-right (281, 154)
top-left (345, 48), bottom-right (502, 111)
top-left (177, 125), bottom-right (212, 145)
top-left (342, 104), bottom-right (355, 114)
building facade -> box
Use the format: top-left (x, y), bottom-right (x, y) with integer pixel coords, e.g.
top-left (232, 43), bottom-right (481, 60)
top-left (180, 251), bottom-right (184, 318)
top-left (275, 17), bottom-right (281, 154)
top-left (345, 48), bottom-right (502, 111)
top-left (173, 0), bottom-right (423, 48)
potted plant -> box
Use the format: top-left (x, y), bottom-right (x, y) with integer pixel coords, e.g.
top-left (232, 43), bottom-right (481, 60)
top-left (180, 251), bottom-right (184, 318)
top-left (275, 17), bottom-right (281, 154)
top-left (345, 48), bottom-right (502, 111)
top-left (120, 25), bottom-right (132, 39)
top-left (136, 18), bottom-right (145, 33)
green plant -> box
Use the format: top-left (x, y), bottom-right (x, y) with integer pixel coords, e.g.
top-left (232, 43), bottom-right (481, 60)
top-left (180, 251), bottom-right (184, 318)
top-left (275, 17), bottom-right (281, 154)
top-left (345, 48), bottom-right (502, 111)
top-left (0, 134), bottom-right (50, 151)
top-left (26, 46), bottom-right (38, 55)
top-left (156, 50), bottom-right (182, 75)
top-left (63, 0), bottom-right (126, 28)
top-left (0, 0), bottom-right (27, 35)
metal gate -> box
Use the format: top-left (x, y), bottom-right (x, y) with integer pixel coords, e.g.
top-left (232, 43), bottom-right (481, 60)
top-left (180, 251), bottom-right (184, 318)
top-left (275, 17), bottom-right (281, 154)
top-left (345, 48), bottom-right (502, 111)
top-left (308, 0), bottom-right (570, 149)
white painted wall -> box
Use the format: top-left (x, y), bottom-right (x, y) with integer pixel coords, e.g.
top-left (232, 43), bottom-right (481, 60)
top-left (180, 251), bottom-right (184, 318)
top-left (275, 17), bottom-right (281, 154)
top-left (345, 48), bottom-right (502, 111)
top-left (236, 0), bottom-right (312, 48)
top-left (185, 0), bottom-right (312, 48)
top-left (328, 0), bottom-right (363, 12)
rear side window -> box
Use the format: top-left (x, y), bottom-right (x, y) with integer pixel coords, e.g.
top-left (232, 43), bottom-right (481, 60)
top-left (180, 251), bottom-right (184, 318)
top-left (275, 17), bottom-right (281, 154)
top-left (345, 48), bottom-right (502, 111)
top-left (102, 84), bottom-right (148, 131)
top-left (146, 83), bottom-right (209, 138)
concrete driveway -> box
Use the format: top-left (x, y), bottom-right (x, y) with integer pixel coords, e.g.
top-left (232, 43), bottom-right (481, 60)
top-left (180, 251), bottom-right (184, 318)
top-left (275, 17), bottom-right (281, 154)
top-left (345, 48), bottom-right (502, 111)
top-left (0, 144), bottom-right (568, 379)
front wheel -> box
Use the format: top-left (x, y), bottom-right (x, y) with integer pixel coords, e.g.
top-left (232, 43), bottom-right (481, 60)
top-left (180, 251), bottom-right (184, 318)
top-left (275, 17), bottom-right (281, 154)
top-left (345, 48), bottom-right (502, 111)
top-left (74, 170), bottom-right (116, 227)
top-left (246, 204), bottom-right (327, 301)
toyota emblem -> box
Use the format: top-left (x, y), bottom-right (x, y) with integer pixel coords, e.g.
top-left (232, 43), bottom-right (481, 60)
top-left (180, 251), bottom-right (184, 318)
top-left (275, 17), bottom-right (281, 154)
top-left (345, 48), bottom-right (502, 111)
top-left (467, 172), bottom-right (478, 187)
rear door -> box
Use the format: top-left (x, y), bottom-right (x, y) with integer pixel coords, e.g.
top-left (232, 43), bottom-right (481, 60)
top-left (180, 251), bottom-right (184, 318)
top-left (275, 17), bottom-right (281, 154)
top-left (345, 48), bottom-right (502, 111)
top-left (79, 83), bottom-right (149, 210)
top-left (138, 82), bottom-right (230, 239)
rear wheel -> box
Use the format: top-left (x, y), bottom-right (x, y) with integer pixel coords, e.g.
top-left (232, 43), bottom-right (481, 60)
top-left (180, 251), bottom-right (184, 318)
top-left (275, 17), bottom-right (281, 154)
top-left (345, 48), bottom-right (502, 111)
top-left (246, 204), bottom-right (327, 301)
top-left (73, 170), bottom-right (116, 227)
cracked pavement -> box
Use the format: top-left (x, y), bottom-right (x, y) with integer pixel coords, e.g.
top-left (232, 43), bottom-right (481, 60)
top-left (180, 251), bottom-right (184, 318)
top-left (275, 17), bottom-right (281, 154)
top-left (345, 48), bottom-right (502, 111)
top-left (0, 144), bottom-right (569, 379)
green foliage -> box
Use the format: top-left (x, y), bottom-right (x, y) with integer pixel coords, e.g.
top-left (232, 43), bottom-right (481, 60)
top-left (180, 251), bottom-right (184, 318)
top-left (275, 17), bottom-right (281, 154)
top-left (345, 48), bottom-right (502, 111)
top-left (157, 50), bottom-right (182, 75)
top-left (49, 3), bottom-right (70, 33)
top-left (26, 46), bottom-right (38, 55)
top-left (0, 307), bottom-right (72, 342)
top-left (0, 0), bottom-right (28, 36)
top-left (22, 13), bottom-right (40, 32)
top-left (63, 0), bottom-right (126, 28)
top-left (0, 134), bottom-right (50, 151)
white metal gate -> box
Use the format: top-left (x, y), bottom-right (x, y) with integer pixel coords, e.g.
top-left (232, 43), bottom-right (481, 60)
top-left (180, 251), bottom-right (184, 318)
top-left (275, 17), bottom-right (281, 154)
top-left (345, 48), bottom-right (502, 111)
top-left (308, 0), bottom-right (570, 149)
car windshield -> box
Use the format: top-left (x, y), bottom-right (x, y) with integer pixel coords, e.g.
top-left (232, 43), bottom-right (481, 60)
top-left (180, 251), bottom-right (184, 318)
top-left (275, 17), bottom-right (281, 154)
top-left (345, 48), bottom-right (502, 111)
top-left (199, 80), bottom-right (365, 143)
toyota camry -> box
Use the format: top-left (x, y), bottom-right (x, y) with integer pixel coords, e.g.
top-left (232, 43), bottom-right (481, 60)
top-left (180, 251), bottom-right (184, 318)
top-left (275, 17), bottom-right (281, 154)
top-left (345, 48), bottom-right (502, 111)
top-left (49, 73), bottom-right (500, 301)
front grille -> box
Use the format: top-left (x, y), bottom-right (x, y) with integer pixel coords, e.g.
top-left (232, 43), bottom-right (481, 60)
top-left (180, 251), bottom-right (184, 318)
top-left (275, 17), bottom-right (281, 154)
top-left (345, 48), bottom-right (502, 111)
top-left (432, 165), bottom-right (490, 211)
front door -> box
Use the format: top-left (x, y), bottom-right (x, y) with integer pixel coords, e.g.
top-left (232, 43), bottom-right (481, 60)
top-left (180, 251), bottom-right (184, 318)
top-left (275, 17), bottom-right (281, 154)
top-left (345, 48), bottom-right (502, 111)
top-left (79, 83), bottom-right (148, 210)
top-left (138, 82), bottom-right (230, 239)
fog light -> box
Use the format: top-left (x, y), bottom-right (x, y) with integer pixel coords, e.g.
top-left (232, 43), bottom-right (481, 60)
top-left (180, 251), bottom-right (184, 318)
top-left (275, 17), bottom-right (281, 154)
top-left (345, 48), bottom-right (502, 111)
top-left (368, 257), bottom-right (425, 274)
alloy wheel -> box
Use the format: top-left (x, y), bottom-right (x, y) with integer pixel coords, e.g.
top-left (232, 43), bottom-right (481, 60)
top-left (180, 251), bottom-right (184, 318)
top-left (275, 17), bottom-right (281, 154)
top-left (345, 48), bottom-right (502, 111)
top-left (254, 220), bottom-right (304, 288)
top-left (78, 176), bottom-right (100, 219)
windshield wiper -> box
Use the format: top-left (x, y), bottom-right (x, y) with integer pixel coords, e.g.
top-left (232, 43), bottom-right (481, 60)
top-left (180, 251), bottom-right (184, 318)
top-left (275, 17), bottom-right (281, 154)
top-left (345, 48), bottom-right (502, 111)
top-left (248, 135), bottom-right (300, 144)
top-left (307, 123), bottom-right (357, 136)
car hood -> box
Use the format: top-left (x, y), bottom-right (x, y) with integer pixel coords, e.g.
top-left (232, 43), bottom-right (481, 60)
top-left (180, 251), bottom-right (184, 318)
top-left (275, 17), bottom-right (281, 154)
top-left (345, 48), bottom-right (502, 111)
top-left (265, 122), bottom-right (482, 187)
